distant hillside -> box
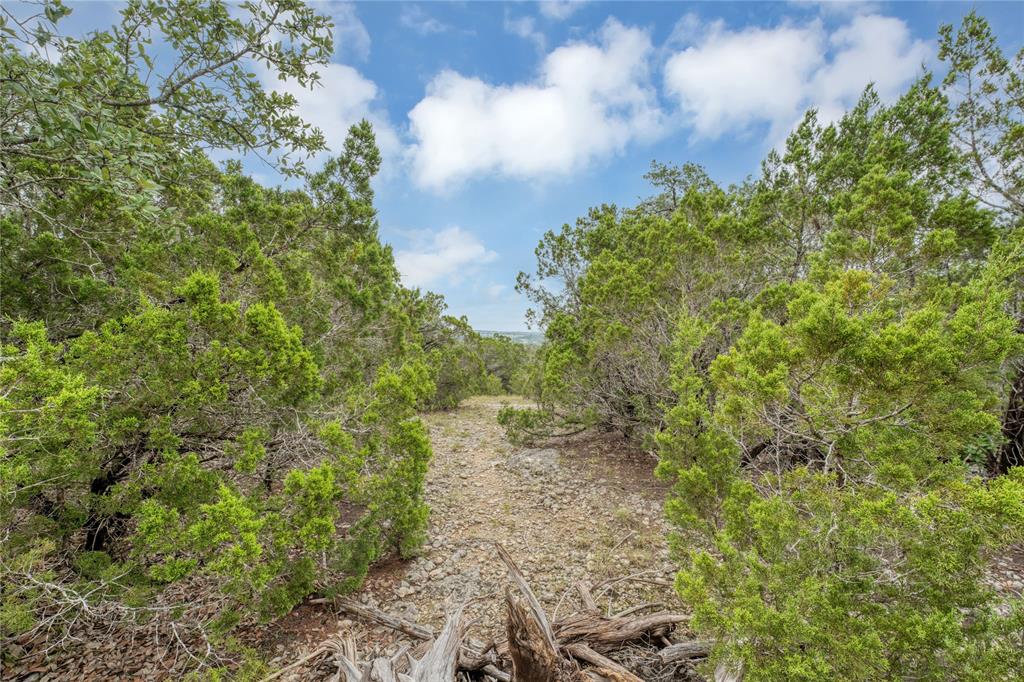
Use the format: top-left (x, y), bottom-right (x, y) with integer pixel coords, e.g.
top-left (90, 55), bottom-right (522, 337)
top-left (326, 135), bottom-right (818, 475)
top-left (477, 329), bottom-right (544, 345)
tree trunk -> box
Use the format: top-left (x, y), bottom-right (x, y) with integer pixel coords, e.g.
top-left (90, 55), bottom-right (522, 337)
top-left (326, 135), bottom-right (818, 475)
top-left (994, 357), bottom-right (1024, 474)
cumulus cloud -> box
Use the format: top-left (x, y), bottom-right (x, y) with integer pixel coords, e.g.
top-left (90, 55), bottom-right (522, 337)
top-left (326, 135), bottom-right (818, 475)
top-left (664, 14), bottom-right (930, 139)
top-left (259, 62), bottom-right (401, 165)
top-left (539, 1), bottom-right (586, 21)
top-left (400, 5), bottom-right (450, 35)
top-left (407, 19), bottom-right (664, 190)
top-left (664, 21), bottom-right (824, 138)
top-left (395, 227), bottom-right (498, 288)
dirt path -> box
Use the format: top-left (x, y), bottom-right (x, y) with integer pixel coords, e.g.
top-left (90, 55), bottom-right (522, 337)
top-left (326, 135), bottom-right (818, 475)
top-left (263, 395), bottom-right (681, 677)
top-left (2, 396), bottom-right (680, 682)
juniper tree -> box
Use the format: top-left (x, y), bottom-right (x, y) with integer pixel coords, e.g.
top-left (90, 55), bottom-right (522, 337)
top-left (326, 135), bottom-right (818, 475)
top-left (516, 13), bottom-right (1024, 679)
top-left (0, 0), bottom-right (441, 649)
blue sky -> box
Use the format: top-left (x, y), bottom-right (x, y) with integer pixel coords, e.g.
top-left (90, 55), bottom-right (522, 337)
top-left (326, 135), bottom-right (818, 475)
top-left (38, 1), bottom-right (1024, 330)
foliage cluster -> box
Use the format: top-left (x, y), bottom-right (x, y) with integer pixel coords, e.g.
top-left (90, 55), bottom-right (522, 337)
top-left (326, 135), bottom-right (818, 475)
top-left (516, 13), bottom-right (1024, 679)
top-left (418, 305), bottom-right (536, 410)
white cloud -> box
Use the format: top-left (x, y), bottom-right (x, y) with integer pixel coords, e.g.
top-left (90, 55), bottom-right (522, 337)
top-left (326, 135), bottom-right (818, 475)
top-left (395, 227), bottom-right (498, 288)
top-left (664, 14), bottom-right (931, 139)
top-left (664, 12), bottom-right (702, 49)
top-left (400, 5), bottom-right (450, 35)
top-left (259, 62), bottom-right (401, 165)
top-left (330, 3), bottom-right (371, 61)
top-left (810, 14), bottom-right (930, 122)
top-left (539, 1), bottom-right (585, 21)
top-left (664, 20), bottom-right (826, 138)
top-left (505, 14), bottom-right (546, 52)
top-left (407, 19), bottom-right (665, 190)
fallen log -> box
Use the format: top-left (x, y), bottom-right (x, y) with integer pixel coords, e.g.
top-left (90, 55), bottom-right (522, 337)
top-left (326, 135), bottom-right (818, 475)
top-left (329, 597), bottom-right (433, 640)
top-left (564, 642), bottom-right (644, 682)
top-left (554, 609), bottom-right (688, 654)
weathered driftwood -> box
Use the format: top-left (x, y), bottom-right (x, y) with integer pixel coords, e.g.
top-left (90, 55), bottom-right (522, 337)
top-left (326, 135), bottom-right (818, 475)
top-left (405, 603), bottom-right (465, 680)
top-left (260, 647), bottom-right (329, 682)
top-left (564, 642), bottom-right (644, 682)
top-left (656, 638), bottom-right (713, 664)
top-left (496, 543), bottom-right (674, 682)
top-left (332, 605), bottom-right (466, 682)
top-left (506, 588), bottom-right (588, 681)
top-left (331, 598), bottom-right (433, 639)
top-left (554, 609), bottom-right (688, 654)
top-left (495, 544), bottom-right (557, 650)
top-left (576, 581), bottom-right (598, 612)
top-left (550, 578), bottom-right (688, 658)
top-left (327, 597), bottom-right (509, 682)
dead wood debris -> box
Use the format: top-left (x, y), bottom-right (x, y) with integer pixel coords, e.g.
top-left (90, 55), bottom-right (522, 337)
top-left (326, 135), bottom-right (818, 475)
top-left (275, 544), bottom-right (726, 682)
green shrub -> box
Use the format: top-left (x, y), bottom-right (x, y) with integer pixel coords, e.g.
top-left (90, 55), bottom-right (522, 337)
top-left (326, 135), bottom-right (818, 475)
top-left (497, 405), bottom-right (589, 446)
